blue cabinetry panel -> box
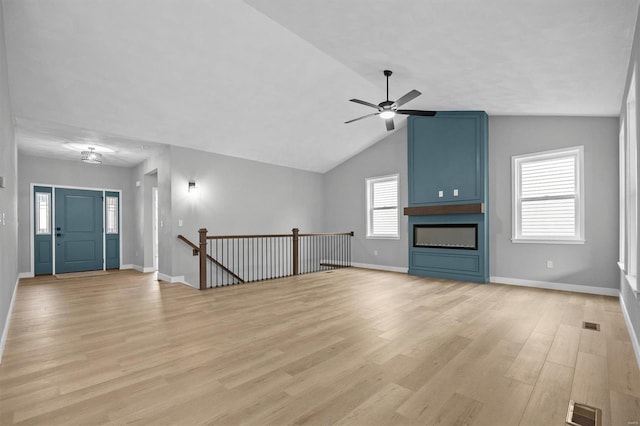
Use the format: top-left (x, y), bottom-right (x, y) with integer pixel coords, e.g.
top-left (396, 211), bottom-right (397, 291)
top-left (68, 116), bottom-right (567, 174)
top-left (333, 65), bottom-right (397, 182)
top-left (412, 252), bottom-right (479, 273)
top-left (408, 112), bottom-right (487, 206)
top-left (407, 112), bottom-right (489, 283)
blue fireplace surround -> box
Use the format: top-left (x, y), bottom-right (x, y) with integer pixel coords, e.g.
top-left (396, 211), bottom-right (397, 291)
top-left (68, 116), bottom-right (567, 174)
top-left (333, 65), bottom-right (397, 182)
top-left (406, 112), bottom-right (489, 283)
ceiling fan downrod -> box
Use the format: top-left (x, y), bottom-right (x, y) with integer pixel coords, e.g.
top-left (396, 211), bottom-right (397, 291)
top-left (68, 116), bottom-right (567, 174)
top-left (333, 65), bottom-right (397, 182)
top-left (384, 69), bottom-right (392, 102)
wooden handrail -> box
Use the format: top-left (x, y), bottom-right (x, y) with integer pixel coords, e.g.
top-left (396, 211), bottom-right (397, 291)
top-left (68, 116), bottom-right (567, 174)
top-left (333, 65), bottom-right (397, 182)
top-left (206, 231), bottom-right (355, 239)
top-left (177, 234), bottom-right (199, 256)
top-left (207, 233), bottom-right (292, 240)
top-left (188, 228), bottom-right (355, 290)
top-left (299, 231), bottom-right (355, 237)
top-left (177, 233), bottom-right (245, 287)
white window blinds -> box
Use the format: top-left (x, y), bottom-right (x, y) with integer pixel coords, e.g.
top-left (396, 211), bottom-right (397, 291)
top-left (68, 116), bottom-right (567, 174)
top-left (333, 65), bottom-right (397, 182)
top-left (513, 147), bottom-right (584, 243)
top-left (367, 175), bottom-right (399, 238)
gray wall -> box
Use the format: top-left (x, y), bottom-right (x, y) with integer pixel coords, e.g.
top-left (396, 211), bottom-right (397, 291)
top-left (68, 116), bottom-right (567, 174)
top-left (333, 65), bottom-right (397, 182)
top-left (619, 3), bottom-right (640, 350)
top-left (490, 116), bottom-right (619, 288)
top-left (323, 116), bottom-right (619, 291)
top-left (323, 128), bottom-right (408, 270)
top-left (131, 147), bottom-right (172, 276)
top-left (0, 0), bottom-right (18, 358)
top-left (169, 146), bottom-right (324, 286)
top-left (17, 153), bottom-right (136, 273)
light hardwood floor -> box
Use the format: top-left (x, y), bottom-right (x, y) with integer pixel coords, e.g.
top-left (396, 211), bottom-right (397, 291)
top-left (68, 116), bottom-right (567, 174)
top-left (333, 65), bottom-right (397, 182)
top-left (1, 268), bottom-right (639, 425)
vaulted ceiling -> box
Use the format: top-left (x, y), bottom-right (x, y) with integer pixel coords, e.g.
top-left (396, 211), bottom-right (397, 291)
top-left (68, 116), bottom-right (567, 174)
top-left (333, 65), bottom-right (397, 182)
top-left (4, 0), bottom-right (639, 172)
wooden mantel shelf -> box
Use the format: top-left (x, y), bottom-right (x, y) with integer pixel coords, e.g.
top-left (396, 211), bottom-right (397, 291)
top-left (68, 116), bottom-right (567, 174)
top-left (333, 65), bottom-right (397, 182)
top-left (403, 203), bottom-right (484, 216)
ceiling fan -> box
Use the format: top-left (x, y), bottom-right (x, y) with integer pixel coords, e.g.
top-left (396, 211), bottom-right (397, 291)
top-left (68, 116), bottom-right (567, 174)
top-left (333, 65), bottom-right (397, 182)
top-left (345, 70), bottom-right (436, 131)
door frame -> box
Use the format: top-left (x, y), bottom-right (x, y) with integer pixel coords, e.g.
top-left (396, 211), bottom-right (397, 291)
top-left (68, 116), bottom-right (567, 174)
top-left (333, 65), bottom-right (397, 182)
top-left (30, 183), bottom-right (123, 275)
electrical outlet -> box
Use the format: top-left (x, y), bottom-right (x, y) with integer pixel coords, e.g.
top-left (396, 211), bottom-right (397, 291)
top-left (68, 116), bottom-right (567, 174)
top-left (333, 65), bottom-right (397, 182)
top-left (374, 250), bottom-right (378, 256)
top-left (546, 260), bottom-right (554, 269)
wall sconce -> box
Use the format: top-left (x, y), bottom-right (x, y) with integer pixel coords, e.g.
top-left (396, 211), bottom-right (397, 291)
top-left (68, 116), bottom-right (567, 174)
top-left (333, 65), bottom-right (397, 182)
top-left (188, 181), bottom-right (197, 193)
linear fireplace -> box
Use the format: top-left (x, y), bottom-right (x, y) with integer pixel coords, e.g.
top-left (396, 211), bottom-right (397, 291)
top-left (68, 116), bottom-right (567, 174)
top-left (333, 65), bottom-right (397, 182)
top-left (413, 224), bottom-right (477, 250)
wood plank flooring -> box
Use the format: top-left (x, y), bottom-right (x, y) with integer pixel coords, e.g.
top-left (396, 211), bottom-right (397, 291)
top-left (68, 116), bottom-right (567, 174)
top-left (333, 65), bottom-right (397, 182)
top-left (0, 268), bottom-right (639, 425)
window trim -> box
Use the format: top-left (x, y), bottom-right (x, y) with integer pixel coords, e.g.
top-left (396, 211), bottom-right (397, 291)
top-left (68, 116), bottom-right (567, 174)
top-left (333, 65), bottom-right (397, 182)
top-left (511, 146), bottom-right (585, 244)
top-left (366, 174), bottom-right (400, 240)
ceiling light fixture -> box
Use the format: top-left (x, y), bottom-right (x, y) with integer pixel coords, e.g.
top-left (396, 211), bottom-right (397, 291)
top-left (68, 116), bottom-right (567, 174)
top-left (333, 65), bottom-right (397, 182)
top-left (379, 110), bottom-right (396, 119)
top-left (81, 147), bottom-right (103, 164)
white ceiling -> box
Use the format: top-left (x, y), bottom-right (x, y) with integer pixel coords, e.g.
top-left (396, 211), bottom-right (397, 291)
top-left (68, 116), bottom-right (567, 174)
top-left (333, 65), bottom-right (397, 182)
top-left (3, 0), bottom-right (639, 172)
top-left (15, 118), bottom-right (167, 167)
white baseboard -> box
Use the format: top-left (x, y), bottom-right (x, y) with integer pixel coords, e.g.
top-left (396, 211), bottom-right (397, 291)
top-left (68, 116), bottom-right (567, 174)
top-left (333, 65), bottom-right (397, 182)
top-left (619, 292), bottom-right (640, 371)
top-left (490, 276), bottom-right (619, 297)
top-left (0, 276), bottom-right (20, 364)
top-left (352, 262), bottom-right (408, 274)
top-left (121, 264), bottom-right (156, 273)
top-left (157, 272), bottom-right (186, 284)
top-left (18, 272), bottom-right (34, 279)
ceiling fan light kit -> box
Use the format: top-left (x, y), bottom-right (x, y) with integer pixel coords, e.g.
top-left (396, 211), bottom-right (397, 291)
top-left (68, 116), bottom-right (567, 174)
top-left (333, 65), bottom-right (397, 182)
top-left (345, 70), bottom-right (436, 131)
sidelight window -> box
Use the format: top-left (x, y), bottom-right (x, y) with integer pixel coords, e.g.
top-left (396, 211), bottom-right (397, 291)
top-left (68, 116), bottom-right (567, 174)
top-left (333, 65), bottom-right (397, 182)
top-left (35, 192), bottom-right (51, 235)
top-left (106, 196), bottom-right (119, 234)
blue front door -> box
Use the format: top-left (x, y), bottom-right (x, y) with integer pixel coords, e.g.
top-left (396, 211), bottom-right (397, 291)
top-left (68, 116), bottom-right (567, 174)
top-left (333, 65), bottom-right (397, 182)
top-left (55, 188), bottom-right (104, 273)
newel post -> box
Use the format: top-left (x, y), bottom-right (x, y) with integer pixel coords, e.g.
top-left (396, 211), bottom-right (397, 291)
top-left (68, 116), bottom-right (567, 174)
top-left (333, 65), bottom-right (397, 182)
top-left (198, 228), bottom-right (207, 290)
top-left (292, 228), bottom-right (299, 276)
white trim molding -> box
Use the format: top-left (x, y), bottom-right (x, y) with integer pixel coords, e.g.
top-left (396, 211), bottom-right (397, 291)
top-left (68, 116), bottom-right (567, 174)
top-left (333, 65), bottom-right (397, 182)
top-left (120, 264), bottom-right (156, 273)
top-left (619, 292), bottom-right (640, 371)
top-left (0, 277), bottom-right (20, 363)
top-left (157, 272), bottom-right (186, 284)
top-left (490, 276), bottom-right (619, 297)
top-left (156, 274), bottom-right (196, 289)
top-left (352, 262), bottom-right (408, 274)
top-left (18, 272), bottom-right (34, 279)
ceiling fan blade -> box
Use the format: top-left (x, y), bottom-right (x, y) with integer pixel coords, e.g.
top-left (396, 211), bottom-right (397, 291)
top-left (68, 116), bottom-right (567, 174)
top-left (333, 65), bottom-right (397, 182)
top-left (396, 109), bottom-right (437, 116)
top-left (385, 118), bottom-right (395, 131)
top-left (344, 112), bottom-right (380, 124)
top-left (349, 98), bottom-right (381, 110)
top-left (393, 89), bottom-right (421, 108)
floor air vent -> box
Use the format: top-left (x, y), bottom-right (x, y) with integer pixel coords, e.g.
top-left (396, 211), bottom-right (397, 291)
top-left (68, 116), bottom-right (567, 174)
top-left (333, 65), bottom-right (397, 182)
top-left (566, 400), bottom-right (601, 426)
top-left (582, 322), bottom-right (600, 331)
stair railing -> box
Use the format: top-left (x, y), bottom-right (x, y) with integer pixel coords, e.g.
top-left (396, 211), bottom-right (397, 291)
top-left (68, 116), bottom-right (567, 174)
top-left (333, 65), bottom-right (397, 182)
top-left (179, 228), bottom-right (353, 290)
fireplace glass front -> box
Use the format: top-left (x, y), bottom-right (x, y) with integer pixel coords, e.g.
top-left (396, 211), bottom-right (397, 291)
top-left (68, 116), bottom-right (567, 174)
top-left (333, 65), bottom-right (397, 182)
top-left (414, 224), bottom-right (478, 250)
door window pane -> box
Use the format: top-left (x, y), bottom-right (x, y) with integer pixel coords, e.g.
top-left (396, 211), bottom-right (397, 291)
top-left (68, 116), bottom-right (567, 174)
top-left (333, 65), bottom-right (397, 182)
top-left (35, 192), bottom-right (51, 235)
top-left (106, 196), bottom-right (119, 234)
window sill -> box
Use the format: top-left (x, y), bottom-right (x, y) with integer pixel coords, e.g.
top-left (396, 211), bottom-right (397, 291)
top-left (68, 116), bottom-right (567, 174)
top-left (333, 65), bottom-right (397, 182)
top-left (511, 238), bottom-right (585, 245)
top-left (366, 235), bottom-right (400, 240)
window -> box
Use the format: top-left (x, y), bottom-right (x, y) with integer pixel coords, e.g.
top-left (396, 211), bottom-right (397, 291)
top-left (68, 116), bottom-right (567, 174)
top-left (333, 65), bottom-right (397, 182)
top-left (366, 174), bottom-right (399, 239)
top-left (35, 192), bottom-right (51, 235)
top-left (625, 67), bottom-right (638, 290)
top-left (620, 121), bottom-right (626, 270)
top-left (512, 146), bottom-right (584, 243)
top-left (106, 196), bottom-right (119, 234)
